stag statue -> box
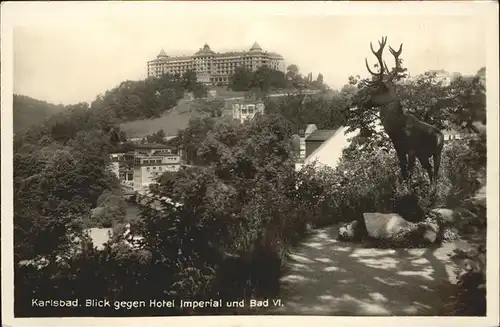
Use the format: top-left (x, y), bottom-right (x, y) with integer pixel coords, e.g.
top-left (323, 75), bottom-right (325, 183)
top-left (362, 36), bottom-right (444, 183)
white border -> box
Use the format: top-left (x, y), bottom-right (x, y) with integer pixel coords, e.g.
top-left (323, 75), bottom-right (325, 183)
top-left (2, 2), bottom-right (499, 327)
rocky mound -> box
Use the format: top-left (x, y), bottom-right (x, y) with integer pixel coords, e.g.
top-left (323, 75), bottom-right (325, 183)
top-left (338, 212), bottom-right (458, 248)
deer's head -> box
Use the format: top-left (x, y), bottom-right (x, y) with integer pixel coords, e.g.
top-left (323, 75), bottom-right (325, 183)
top-left (362, 36), bottom-right (403, 108)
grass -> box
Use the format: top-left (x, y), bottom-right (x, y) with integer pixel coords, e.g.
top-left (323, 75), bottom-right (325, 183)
top-left (119, 99), bottom-right (207, 138)
top-left (119, 87), bottom-right (327, 138)
top-left (119, 87), bottom-right (244, 138)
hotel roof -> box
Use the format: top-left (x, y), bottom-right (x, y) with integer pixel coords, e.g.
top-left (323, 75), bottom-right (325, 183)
top-left (150, 42), bottom-right (284, 62)
top-left (157, 49), bottom-right (168, 57)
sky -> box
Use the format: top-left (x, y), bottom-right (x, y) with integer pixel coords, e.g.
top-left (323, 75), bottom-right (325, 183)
top-left (7, 2), bottom-right (491, 105)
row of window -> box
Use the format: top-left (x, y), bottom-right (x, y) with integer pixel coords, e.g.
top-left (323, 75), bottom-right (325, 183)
top-left (240, 108), bottom-right (263, 115)
top-left (140, 159), bottom-right (162, 164)
top-left (149, 59), bottom-right (282, 71)
top-left (145, 165), bottom-right (178, 172)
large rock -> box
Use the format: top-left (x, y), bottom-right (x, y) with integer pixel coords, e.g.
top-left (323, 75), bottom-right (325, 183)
top-left (431, 208), bottom-right (455, 224)
top-left (420, 219), bottom-right (440, 244)
top-left (363, 213), bottom-right (416, 240)
top-left (338, 213), bottom-right (444, 246)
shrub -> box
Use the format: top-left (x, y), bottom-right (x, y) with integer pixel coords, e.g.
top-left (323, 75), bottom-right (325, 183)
top-left (446, 246), bottom-right (486, 316)
top-left (297, 144), bottom-right (451, 227)
top-left (441, 139), bottom-right (483, 208)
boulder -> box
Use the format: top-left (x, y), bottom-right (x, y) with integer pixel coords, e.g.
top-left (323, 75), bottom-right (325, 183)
top-left (338, 213), bottom-right (444, 246)
top-left (431, 208), bottom-right (455, 224)
top-left (338, 220), bottom-right (360, 241)
top-left (420, 219), bottom-right (440, 244)
top-left (363, 213), bottom-right (416, 241)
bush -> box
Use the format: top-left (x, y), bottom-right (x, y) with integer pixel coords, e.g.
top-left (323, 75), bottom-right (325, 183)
top-left (15, 243), bottom-right (183, 317)
top-left (297, 145), bottom-right (452, 228)
top-left (446, 246), bottom-right (486, 316)
top-left (299, 131), bottom-right (489, 229)
top-left (85, 191), bottom-right (127, 228)
top-left (441, 139), bottom-right (484, 208)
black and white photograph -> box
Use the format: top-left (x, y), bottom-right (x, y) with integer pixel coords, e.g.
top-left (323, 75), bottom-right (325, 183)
top-left (1, 2), bottom-right (499, 327)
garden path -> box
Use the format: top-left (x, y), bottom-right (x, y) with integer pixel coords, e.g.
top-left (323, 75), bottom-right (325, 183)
top-left (268, 225), bottom-right (475, 316)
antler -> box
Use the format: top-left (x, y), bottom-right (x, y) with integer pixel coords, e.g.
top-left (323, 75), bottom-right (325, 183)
top-left (386, 43), bottom-right (403, 82)
top-left (365, 36), bottom-right (388, 84)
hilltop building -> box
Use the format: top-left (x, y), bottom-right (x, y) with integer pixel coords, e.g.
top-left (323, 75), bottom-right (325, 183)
top-left (147, 42), bottom-right (285, 85)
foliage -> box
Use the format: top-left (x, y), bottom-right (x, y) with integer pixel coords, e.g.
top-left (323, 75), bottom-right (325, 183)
top-left (228, 64), bottom-right (327, 94)
top-left (264, 92), bottom-right (347, 134)
top-left (14, 97), bottom-right (123, 264)
top-left (135, 113), bottom-right (309, 305)
top-left (89, 71), bottom-right (207, 122)
top-left (446, 246), bottom-right (486, 316)
top-left (174, 116), bottom-right (217, 165)
top-left (142, 129), bottom-right (167, 144)
top-left (13, 94), bottom-right (65, 134)
top-left (228, 67), bottom-right (255, 92)
top-left (441, 141), bottom-right (482, 208)
top-left (87, 191), bottom-right (127, 228)
top-left (228, 66), bottom-right (287, 94)
top-left (15, 244), bottom-right (181, 317)
top-left (398, 70), bottom-right (486, 130)
top-left (296, 132), bottom-right (485, 229)
top-left (190, 98), bottom-right (225, 118)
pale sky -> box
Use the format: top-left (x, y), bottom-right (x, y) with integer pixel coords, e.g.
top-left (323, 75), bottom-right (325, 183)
top-left (6, 2), bottom-right (491, 105)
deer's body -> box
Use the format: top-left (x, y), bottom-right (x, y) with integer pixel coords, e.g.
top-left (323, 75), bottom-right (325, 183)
top-left (364, 37), bottom-right (444, 183)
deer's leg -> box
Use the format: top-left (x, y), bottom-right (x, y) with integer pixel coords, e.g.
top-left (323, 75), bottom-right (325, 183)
top-left (394, 146), bottom-right (409, 181)
top-left (418, 155), bottom-right (433, 183)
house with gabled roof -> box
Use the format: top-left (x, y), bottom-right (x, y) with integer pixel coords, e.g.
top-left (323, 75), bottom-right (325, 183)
top-left (295, 125), bottom-right (360, 171)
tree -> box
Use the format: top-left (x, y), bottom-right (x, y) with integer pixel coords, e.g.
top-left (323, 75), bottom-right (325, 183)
top-left (146, 129), bottom-right (167, 144)
top-left (286, 64), bottom-right (299, 81)
top-left (13, 95), bottom-right (125, 263)
top-left (13, 95), bottom-right (65, 134)
top-left (182, 70), bottom-right (198, 92)
top-left (14, 145), bottom-right (89, 263)
top-left (316, 73), bottom-right (324, 84)
top-left (228, 67), bottom-right (254, 92)
top-left (250, 66), bottom-right (287, 94)
top-left (264, 92), bottom-right (346, 134)
top-left (177, 117), bottom-right (217, 165)
top-left (192, 83), bottom-right (208, 99)
top-left (89, 191), bottom-right (127, 228)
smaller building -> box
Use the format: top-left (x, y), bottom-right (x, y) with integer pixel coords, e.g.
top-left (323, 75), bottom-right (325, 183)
top-left (133, 152), bottom-right (182, 191)
top-left (295, 126), bottom-right (360, 171)
top-left (110, 143), bottom-right (185, 191)
top-left (109, 152), bottom-right (135, 185)
top-left (208, 90), bottom-right (217, 99)
top-left (305, 129), bottom-right (340, 158)
top-left (227, 99), bottom-right (265, 123)
top-left (293, 124), bottom-right (318, 162)
top-left (443, 129), bottom-right (465, 142)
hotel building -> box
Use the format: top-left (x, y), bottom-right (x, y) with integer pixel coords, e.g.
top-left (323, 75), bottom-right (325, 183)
top-left (147, 42), bottom-right (285, 85)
